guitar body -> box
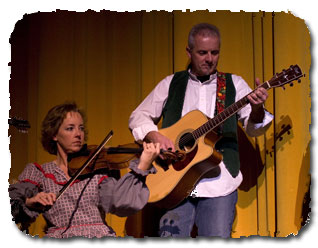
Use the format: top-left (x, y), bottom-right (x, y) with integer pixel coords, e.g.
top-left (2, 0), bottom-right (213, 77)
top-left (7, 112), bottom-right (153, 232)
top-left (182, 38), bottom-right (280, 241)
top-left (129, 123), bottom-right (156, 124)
top-left (146, 110), bottom-right (222, 209)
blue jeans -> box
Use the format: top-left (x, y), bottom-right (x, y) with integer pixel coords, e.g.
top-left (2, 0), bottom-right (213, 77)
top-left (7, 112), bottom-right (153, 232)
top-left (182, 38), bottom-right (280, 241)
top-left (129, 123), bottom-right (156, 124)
top-left (159, 190), bottom-right (238, 237)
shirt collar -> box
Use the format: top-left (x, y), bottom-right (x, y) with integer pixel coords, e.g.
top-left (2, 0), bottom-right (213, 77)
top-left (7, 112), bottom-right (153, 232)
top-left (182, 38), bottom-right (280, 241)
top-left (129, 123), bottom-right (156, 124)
top-left (188, 69), bottom-right (218, 84)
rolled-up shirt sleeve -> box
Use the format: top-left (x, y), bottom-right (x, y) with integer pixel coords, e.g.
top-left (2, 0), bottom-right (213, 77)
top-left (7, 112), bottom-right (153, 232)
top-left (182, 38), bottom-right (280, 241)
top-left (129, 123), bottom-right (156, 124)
top-left (98, 159), bottom-right (156, 217)
top-left (234, 74), bottom-right (273, 137)
top-left (129, 75), bottom-right (173, 142)
top-left (244, 110), bottom-right (273, 137)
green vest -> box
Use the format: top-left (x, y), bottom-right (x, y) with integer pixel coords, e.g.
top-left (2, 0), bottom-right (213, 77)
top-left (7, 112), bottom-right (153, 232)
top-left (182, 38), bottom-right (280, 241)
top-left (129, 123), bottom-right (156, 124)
top-left (162, 70), bottom-right (240, 177)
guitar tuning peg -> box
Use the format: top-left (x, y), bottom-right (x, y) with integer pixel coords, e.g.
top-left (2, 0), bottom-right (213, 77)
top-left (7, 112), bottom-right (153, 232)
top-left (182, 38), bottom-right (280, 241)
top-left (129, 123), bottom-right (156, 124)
top-left (298, 79), bottom-right (301, 83)
top-left (290, 83), bottom-right (294, 87)
top-left (282, 86), bottom-right (286, 90)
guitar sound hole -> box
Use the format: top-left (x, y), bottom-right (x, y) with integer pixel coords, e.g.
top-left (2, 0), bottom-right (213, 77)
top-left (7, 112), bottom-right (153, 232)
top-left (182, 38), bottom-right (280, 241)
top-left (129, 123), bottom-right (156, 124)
top-left (178, 133), bottom-right (195, 151)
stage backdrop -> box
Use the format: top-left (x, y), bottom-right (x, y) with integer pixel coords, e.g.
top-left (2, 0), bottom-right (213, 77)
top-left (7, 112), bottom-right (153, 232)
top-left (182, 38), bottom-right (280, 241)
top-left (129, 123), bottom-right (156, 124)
top-left (8, 10), bottom-right (311, 238)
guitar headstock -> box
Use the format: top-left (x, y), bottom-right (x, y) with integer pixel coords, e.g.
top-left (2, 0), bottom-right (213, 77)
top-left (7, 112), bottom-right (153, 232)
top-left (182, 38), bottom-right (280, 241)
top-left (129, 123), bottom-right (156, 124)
top-left (268, 65), bottom-right (304, 89)
top-left (8, 117), bottom-right (31, 133)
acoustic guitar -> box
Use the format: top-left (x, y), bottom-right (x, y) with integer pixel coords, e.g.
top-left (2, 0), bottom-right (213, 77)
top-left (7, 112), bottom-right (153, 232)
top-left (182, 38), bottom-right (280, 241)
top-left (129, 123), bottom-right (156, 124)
top-left (146, 64), bottom-right (304, 209)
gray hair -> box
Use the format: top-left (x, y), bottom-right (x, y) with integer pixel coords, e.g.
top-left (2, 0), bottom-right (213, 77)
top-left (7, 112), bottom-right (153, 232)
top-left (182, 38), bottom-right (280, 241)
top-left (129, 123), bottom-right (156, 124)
top-left (188, 23), bottom-right (220, 49)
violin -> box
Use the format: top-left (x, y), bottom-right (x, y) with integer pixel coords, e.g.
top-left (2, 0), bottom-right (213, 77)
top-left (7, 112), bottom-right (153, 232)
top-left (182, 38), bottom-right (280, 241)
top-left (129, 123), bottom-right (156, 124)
top-left (56, 130), bottom-right (185, 201)
top-left (68, 143), bottom-right (185, 176)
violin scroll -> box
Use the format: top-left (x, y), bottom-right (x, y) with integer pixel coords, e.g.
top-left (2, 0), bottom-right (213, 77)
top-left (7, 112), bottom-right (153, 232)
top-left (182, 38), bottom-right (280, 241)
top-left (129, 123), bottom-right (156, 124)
top-left (160, 149), bottom-right (186, 163)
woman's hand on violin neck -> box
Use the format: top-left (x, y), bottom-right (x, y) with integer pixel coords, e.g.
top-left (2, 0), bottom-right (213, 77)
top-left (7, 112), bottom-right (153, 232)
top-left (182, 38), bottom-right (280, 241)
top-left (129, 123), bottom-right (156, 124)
top-left (25, 192), bottom-right (56, 210)
top-left (138, 142), bottom-right (160, 171)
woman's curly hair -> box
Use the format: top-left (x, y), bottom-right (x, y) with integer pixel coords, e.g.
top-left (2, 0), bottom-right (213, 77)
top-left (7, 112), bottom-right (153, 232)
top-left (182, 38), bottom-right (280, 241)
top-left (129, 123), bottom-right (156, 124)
top-left (41, 102), bottom-right (88, 155)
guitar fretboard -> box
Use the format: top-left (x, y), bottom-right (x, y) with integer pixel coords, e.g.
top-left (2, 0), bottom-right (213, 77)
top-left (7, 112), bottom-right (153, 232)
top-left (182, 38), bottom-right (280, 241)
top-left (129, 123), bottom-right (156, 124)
top-left (192, 81), bottom-right (271, 140)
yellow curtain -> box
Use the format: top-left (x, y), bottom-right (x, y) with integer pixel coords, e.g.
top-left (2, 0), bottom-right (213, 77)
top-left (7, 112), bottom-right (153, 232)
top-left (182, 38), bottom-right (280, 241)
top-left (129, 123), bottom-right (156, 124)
top-left (8, 10), bottom-right (310, 238)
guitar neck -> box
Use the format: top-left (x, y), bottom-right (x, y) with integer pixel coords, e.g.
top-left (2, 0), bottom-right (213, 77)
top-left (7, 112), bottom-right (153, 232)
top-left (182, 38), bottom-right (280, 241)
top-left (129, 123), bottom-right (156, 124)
top-left (192, 81), bottom-right (271, 139)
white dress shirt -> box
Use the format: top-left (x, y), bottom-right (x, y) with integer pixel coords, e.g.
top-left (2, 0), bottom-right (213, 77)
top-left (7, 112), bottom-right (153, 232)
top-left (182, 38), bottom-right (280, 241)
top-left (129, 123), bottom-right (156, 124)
top-left (129, 70), bottom-right (273, 198)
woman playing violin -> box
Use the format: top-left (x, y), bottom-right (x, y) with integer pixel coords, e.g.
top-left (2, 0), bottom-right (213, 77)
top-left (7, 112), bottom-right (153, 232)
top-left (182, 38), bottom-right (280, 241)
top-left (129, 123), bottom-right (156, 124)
top-left (9, 102), bottom-right (159, 238)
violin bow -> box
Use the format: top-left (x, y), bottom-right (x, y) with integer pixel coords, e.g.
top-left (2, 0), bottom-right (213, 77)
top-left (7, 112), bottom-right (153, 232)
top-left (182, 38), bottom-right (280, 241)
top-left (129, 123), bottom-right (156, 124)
top-left (56, 130), bottom-right (114, 201)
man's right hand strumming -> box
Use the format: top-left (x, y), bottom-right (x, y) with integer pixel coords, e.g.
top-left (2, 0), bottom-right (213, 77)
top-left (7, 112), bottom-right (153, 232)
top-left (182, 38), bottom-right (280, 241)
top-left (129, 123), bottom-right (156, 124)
top-left (145, 131), bottom-right (175, 155)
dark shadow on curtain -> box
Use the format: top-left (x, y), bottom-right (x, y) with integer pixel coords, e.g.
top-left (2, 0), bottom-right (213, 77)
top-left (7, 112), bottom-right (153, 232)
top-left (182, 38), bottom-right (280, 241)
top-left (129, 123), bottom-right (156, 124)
top-left (294, 142), bottom-right (311, 230)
